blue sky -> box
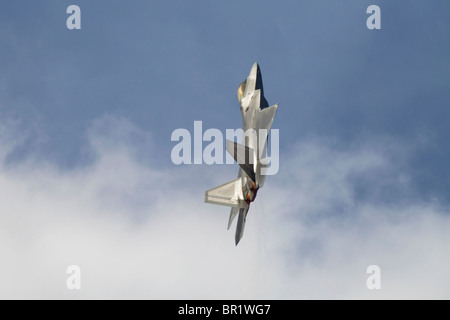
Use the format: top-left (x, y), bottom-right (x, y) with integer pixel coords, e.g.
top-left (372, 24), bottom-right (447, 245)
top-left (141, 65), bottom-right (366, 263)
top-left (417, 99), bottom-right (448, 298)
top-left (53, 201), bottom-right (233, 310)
top-left (1, 1), bottom-right (450, 299)
top-left (2, 1), bottom-right (450, 201)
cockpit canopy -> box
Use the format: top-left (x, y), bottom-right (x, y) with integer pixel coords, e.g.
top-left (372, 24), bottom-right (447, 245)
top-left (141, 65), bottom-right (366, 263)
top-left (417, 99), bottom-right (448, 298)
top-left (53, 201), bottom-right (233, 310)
top-left (237, 80), bottom-right (246, 102)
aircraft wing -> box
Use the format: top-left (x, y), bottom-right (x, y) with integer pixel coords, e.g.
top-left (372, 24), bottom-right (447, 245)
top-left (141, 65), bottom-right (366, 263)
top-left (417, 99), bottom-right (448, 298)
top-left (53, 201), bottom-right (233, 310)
top-left (256, 104), bottom-right (278, 133)
top-left (255, 104), bottom-right (278, 187)
top-left (225, 139), bottom-right (255, 182)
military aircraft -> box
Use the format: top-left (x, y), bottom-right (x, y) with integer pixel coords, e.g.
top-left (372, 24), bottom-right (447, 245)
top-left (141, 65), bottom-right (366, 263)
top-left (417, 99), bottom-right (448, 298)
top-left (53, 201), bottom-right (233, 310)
top-left (204, 62), bottom-right (279, 245)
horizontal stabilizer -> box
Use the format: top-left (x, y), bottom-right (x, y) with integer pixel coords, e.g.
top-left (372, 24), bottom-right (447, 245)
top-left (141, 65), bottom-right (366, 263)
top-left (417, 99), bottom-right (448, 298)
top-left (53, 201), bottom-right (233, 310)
top-left (225, 140), bottom-right (256, 182)
top-left (204, 178), bottom-right (245, 208)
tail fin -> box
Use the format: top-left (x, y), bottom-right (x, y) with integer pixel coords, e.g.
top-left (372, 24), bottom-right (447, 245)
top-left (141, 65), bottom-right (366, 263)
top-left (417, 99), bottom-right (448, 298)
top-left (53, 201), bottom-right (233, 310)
top-left (228, 207), bottom-right (239, 230)
top-left (235, 205), bottom-right (249, 245)
top-left (204, 178), bottom-right (245, 208)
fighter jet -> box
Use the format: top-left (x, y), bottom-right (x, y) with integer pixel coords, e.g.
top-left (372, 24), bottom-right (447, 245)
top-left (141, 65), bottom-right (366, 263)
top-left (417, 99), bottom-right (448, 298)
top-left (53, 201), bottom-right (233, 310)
top-left (204, 62), bottom-right (278, 245)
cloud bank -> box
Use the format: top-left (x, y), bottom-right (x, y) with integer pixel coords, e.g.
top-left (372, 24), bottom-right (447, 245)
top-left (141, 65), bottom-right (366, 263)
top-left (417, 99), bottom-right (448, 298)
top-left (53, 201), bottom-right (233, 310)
top-left (0, 116), bottom-right (449, 299)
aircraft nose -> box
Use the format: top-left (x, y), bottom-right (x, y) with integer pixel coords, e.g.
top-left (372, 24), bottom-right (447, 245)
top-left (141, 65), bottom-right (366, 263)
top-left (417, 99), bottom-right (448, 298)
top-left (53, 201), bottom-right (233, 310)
top-left (249, 62), bottom-right (260, 79)
top-left (246, 62), bottom-right (263, 93)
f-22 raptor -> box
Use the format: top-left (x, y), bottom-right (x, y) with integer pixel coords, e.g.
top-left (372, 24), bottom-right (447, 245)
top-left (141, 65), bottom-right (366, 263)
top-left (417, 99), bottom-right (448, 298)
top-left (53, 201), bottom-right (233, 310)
top-left (204, 63), bottom-right (279, 245)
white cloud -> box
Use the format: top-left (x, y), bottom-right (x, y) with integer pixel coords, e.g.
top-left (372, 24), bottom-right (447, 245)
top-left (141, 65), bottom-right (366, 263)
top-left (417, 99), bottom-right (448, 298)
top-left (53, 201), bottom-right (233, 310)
top-left (0, 116), bottom-right (449, 299)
